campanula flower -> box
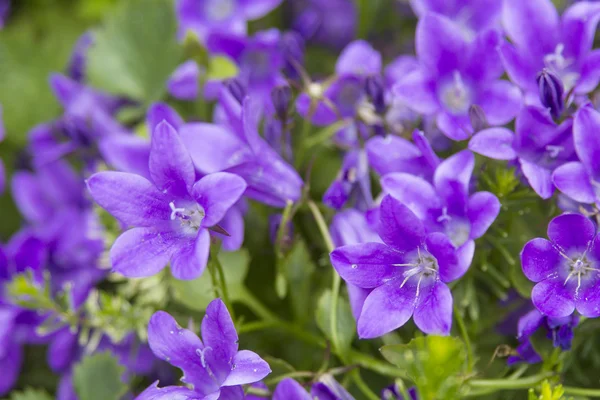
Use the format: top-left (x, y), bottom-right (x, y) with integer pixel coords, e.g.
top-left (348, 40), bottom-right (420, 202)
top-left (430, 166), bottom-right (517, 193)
top-left (382, 385), bottom-right (418, 400)
top-left (394, 13), bottom-right (521, 140)
top-left (68, 31), bottom-right (93, 82)
top-left (331, 195), bottom-right (467, 338)
top-left (176, 0), bottom-right (283, 42)
top-left (137, 299), bottom-right (271, 400)
top-left (381, 150), bottom-right (499, 255)
top-left (469, 105), bottom-right (575, 199)
top-left (87, 120), bottom-right (247, 280)
top-left (291, 0), bottom-right (357, 49)
top-left (500, 0), bottom-right (600, 99)
top-left (311, 374), bottom-right (356, 400)
top-left (521, 213), bottom-right (600, 318)
top-left (553, 105), bottom-right (600, 205)
top-left (537, 69), bottom-right (565, 120)
top-left (324, 149), bottom-right (372, 211)
top-left (168, 60), bottom-right (203, 100)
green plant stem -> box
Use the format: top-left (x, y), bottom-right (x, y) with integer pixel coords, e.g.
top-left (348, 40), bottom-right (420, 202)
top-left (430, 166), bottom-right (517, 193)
top-left (350, 370), bottom-right (380, 400)
top-left (454, 304), bottom-right (474, 372)
top-left (562, 387), bottom-right (600, 397)
top-left (265, 371), bottom-right (315, 385)
top-left (212, 250), bottom-right (234, 322)
top-left (467, 372), bottom-right (554, 390)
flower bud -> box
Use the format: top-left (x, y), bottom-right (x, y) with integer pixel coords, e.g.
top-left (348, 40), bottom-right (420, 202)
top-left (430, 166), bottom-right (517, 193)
top-left (271, 85), bottom-right (292, 121)
top-left (224, 78), bottom-right (246, 105)
top-left (365, 75), bottom-right (385, 114)
top-left (468, 104), bottom-right (488, 133)
top-left (536, 68), bottom-right (564, 120)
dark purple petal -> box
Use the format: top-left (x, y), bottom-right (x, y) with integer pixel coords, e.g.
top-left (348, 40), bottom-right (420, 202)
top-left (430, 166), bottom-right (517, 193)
top-left (393, 70), bottom-right (439, 114)
top-left (220, 205), bottom-right (246, 251)
top-left (465, 29), bottom-right (503, 82)
top-left (552, 162), bottom-right (595, 204)
top-left (110, 228), bottom-right (178, 277)
top-left (357, 283), bottom-right (416, 338)
top-left (521, 238), bottom-right (561, 282)
top-left (191, 172), bottom-right (247, 227)
top-left (468, 128), bottom-right (517, 160)
top-left (519, 159), bottom-right (554, 199)
top-left (413, 129), bottom-right (441, 169)
top-left (416, 13), bottom-right (467, 77)
top-left (467, 192), bottom-right (500, 239)
top-left (575, 278), bottom-right (600, 318)
top-left (477, 80), bottom-right (522, 125)
top-left (0, 346), bottom-right (23, 396)
top-left (425, 232), bottom-right (459, 281)
top-left (381, 173), bottom-right (441, 220)
top-left (330, 243), bottom-right (404, 288)
top-left (87, 172), bottom-right (171, 227)
top-left (517, 309), bottom-right (544, 338)
top-left (449, 239), bottom-right (476, 282)
top-left (218, 386), bottom-right (245, 400)
top-left (48, 328), bottom-right (78, 373)
top-left (222, 350), bottom-right (271, 386)
top-left (347, 284), bottom-right (371, 322)
top-left (502, 0), bottom-right (559, 57)
top-left (413, 280), bottom-right (452, 335)
top-left (170, 230), bottom-right (210, 280)
top-left (273, 378), bottom-right (311, 400)
top-left (573, 105), bottom-right (600, 181)
top-left (547, 213), bottom-right (595, 253)
top-left (378, 195), bottom-right (425, 252)
top-left (136, 382), bottom-right (197, 400)
top-left (201, 298), bottom-right (239, 384)
top-left (531, 278), bottom-right (576, 318)
top-left (150, 121), bottom-right (195, 197)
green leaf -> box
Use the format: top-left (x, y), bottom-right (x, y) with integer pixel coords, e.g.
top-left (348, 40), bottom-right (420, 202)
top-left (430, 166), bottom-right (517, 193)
top-left (87, 0), bottom-right (182, 103)
top-left (170, 249), bottom-right (250, 311)
top-left (315, 289), bottom-right (356, 353)
top-left (7, 388), bottom-right (53, 400)
top-left (380, 336), bottom-right (467, 400)
top-left (206, 55), bottom-right (238, 81)
top-left (72, 352), bottom-right (127, 400)
top-left (283, 239), bottom-right (316, 323)
top-left (263, 356), bottom-right (296, 376)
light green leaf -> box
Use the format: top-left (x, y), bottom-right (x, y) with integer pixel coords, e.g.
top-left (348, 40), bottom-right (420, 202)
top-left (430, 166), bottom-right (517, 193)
top-left (87, 0), bottom-right (182, 103)
top-left (206, 55), bottom-right (238, 81)
top-left (380, 336), bottom-right (467, 400)
top-left (73, 352), bottom-right (127, 400)
top-left (8, 388), bottom-right (53, 400)
top-left (171, 249), bottom-right (250, 311)
top-left (283, 239), bottom-right (316, 323)
top-left (316, 289), bottom-right (356, 353)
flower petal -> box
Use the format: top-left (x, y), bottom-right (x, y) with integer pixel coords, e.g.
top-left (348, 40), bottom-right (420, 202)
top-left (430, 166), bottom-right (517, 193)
top-left (413, 281), bottom-right (452, 335)
top-left (150, 121), bottom-right (195, 197)
top-left (574, 105), bottom-right (600, 180)
top-left (378, 195), bottom-right (425, 252)
top-left (170, 230), bottom-right (210, 280)
top-left (434, 149), bottom-right (474, 201)
top-left (87, 172), bottom-right (171, 227)
top-left (136, 382), bottom-right (198, 400)
top-left (561, 2), bottom-right (600, 63)
top-left (381, 173), bottom-right (440, 220)
top-left (467, 191), bottom-right (501, 239)
top-left (502, 0), bottom-right (559, 57)
top-left (521, 238), bottom-right (561, 282)
top-left (191, 172), bottom-right (247, 227)
top-left (0, 346), bottom-right (23, 396)
top-left (477, 80), bottom-right (522, 125)
top-left (110, 228), bottom-right (178, 277)
top-left (366, 135), bottom-right (426, 176)
top-left (221, 350), bottom-right (271, 386)
top-left (575, 275), bottom-right (600, 318)
top-left (201, 298), bottom-right (239, 383)
top-left (273, 378), bottom-right (312, 400)
top-left (498, 42), bottom-right (537, 94)
top-left (578, 49), bottom-right (600, 94)
top-left (519, 159), bottom-right (554, 199)
top-left (468, 128), bottom-right (517, 160)
top-left (217, 386), bottom-right (245, 400)
top-left (147, 103), bottom-right (184, 134)
top-left (335, 40), bottom-right (381, 76)
top-left (547, 213), bottom-right (596, 252)
top-left (98, 135), bottom-right (151, 179)
top-left (239, 0), bottom-right (283, 19)
top-left (393, 69), bottom-right (439, 115)
top-left (531, 278), bottom-right (575, 318)
top-left (330, 243), bottom-right (404, 288)
top-left (552, 162), bottom-right (595, 204)
top-left (425, 232), bottom-right (460, 282)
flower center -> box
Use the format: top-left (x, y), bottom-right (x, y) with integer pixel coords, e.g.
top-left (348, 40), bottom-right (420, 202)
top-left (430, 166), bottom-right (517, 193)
top-left (545, 145), bottom-right (563, 158)
top-left (204, 0), bottom-right (235, 21)
top-left (436, 207), bottom-right (470, 247)
top-left (169, 201), bottom-right (205, 234)
top-left (563, 254), bottom-right (598, 292)
top-left (544, 43), bottom-right (580, 93)
top-left (393, 248), bottom-right (439, 297)
top-left (440, 71), bottom-right (471, 115)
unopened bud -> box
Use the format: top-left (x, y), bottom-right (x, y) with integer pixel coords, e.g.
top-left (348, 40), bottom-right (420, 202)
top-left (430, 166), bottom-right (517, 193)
top-left (224, 78), bottom-right (246, 105)
top-left (537, 68), bottom-right (564, 120)
top-left (468, 104), bottom-right (488, 132)
top-left (365, 76), bottom-right (385, 114)
top-left (271, 85), bottom-right (292, 121)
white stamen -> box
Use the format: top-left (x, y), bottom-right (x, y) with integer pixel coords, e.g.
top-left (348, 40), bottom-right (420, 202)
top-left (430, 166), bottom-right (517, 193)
top-left (169, 201), bottom-right (186, 220)
top-left (545, 145), bottom-right (563, 158)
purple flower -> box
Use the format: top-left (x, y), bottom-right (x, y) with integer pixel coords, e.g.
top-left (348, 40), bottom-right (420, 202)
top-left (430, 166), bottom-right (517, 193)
top-left (500, 0), bottom-right (600, 99)
top-left (553, 105), bottom-right (600, 204)
top-left (87, 120), bottom-right (247, 280)
top-left (381, 150), bottom-right (499, 254)
top-left (330, 195), bottom-right (467, 338)
top-left (179, 96), bottom-right (303, 208)
top-left (0, 0), bottom-right (10, 29)
top-left (537, 69), bottom-right (564, 120)
top-left (324, 149), bottom-right (372, 211)
top-left (137, 299), bottom-right (271, 400)
top-left (394, 13), bottom-right (521, 141)
top-left (291, 0), bottom-right (357, 49)
top-left (68, 31), bottom-right (94, 82)
top-left (469, 105), bottom-right (575, 199)
top-left (310, 374), bottom-right (355, 400)
top-left (168, 60), bottom-right (203, 100)
top-left (521, 213), bottom-right (600, 318)
top-left (382, 384), bottom-right (418, 400)
top-left (272, 378), bottom-right (311, 400)
top-left (409, 0), bottom-right (503, 37)
top-left (176, 0), bottom-right (282, 42)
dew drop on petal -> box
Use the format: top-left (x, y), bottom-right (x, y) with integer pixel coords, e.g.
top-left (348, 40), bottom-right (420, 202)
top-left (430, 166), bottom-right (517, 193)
top-left (351, 264), bottom-right (358, 269)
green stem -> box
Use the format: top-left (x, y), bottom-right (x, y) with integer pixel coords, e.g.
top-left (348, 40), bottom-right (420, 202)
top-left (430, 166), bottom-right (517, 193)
top-left (562, 387), bottom-right (600, 397)
top-left (351, 370), bottom-right (380, 400)
top-left (265, 371), bottom-right (315, 385)
top-left (212, 249), bottom-right (234, 322)
top-left (467, 372), bottom-right (554, 390)
top-left (454, 305), bottom-right (474, 372)
top-left (348, 350), bottom-right (408, 379)
top-left (206, 259), bottom-right (220, 299)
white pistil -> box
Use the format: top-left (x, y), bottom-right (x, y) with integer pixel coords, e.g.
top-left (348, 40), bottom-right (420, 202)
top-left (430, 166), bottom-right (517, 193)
top-left (437, 207), bottom-right (451, 223)
top-left (545, 145), bottom-right (563, 158)
top-left (169, 201), bottom-right (186, 221)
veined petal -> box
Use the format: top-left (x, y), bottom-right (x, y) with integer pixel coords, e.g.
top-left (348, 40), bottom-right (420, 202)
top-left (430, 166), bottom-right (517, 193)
top-left (575, 276), bottom-right (600, 318)
top-left (521, 238), bottom-right (562, 282)
top-left (191, 173), bottom-right (247, 227)
top-left (531, 278), bottom-right (576, 318)
top-left (547, 213), bottom-right (595, 253)
top-left (552, 162), bottom-right (596, 204)
top-left (468, 128), bottom-right (517, 160)
top-left (381, 173), bottom-right (441, 220)
top-left (221, 350), bottom-right (271, 386)
top-left (413, 281), bottom-right (452, 335)
top-left (467, 191), bottom-right (501, 239)
top-left (425, 232), bottom-right (459, 282)
top-left (378, 195), bottom-right (425, 252)
top-left (87, 172), bottom-right (171, 227)
top-left (170, 230), bottom-right (210, 280)
top-left (201, 298), bottom-right (239, 384)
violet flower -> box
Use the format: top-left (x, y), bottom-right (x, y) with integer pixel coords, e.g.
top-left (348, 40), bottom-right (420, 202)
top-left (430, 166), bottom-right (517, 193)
top-left (500, 0), bottom-right (600, 99)
top-left (272, 378), bottom-right (311, 400)
top-left (176, 0), bottom-right (282, 42)
top-left (310, 374), bottom-right (355, 400)
top-left (553, 105), bottom-right (600, 205)
top-left (394, 13), bottom-right (521, 141)
top-left (521, 213), bottom-right (600, 318)
top-left (137, 299), bottom-right (271, 400)
top-left (68, 31), bottom-right (94, 82)
top-left (323, 149), bottom-right (372, 211)
top-left (469, 105), bottom-right (575, 199)
top-left (409, 0), bottom-right (503, 38)
top-left (330, 195), bottom-right (467, 338)
top-left (0, 0), bottom-right (10, 29)
top-left (290, 0), bottom-right (357, 49)
top-left (87, 120), bottom-right (247, 280)
top-left (168, 60), bottom-right (203, 101)
top-left (381, 150), bottom-right (499, 255)
top-left (382, 385), bottom-right (418, 400)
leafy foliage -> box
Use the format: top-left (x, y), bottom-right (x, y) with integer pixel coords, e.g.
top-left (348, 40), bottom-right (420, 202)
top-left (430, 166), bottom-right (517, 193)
top-left (72, 352), bottom-right (127, 400)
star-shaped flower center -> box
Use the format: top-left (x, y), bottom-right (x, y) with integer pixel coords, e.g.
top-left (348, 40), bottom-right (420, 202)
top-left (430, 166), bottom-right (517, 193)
top-left (564, 255), bottom-right (598, 292)
top-left (441, 71), bottom-right (472, 115)
top-left (393, 248), bottom-right (439, 297)
top-left (544, 43), bottom-right (580, 93)
top-left (169, 201), bottom-right (205, 234)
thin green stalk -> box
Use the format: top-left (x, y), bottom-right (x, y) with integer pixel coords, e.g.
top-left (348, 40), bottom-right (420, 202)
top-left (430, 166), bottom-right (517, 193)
top-left (212, 249), bottom-right (234, 322)
top-left (467, 372), bottom-right (554, 390)
top-left (562, 386), bottom-right (600, 397)
top-left (265, 371), bottom-right (315, 385)
top-left (351, 370), bottom-right (380, 400)
top-left (206, 257), bottom-right (220, 299)
top-left (454, 304), bottom-right (474, 372)
top-left (348, 350), bottom-right (408, 379)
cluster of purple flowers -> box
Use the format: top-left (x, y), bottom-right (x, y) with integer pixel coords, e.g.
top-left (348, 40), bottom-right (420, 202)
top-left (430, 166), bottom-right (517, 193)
top-left (2, 0), bottom-right (600, 398)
